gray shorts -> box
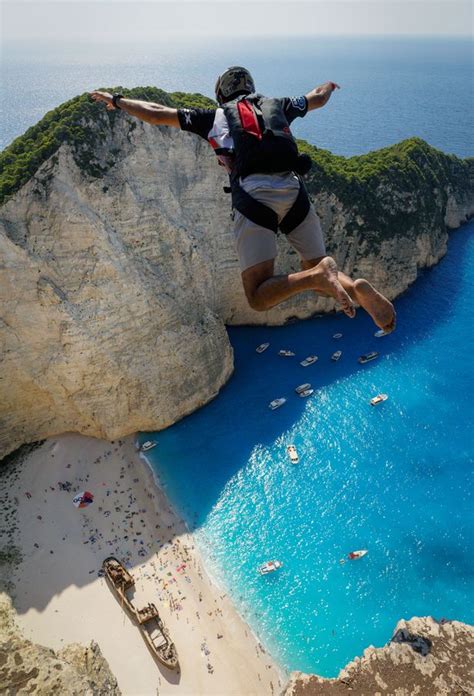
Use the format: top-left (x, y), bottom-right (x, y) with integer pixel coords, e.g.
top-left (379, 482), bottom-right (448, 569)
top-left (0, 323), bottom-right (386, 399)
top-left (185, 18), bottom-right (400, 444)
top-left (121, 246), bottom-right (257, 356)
top-left (233, 172), bottom-right (326, 272)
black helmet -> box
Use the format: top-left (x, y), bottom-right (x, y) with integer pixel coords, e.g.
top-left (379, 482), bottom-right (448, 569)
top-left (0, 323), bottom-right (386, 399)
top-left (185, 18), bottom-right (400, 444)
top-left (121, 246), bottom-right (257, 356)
top-left (215, 66), bottom-right (256, 105)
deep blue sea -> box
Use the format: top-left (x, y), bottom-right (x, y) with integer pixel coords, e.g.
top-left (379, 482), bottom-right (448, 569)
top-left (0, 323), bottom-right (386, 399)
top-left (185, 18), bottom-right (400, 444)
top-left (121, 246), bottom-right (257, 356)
top-left (4, 36), bottom-right (473, 678)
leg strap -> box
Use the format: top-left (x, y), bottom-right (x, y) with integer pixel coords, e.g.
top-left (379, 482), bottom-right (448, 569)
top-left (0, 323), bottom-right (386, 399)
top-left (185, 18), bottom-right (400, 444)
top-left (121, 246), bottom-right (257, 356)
top-left (230, 176), bottom-right (310, 235)
top-left (280, 178), bottom-right (310, 234)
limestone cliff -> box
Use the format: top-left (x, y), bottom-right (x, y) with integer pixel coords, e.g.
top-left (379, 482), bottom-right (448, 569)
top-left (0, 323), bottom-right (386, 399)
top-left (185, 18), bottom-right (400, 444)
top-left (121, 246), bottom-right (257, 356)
top-left (0, 89), bottom-right (473, 458)
top-left (285, 616), bottom-right (474, 695)
top-left (0, 594), bottom-right (121, 695)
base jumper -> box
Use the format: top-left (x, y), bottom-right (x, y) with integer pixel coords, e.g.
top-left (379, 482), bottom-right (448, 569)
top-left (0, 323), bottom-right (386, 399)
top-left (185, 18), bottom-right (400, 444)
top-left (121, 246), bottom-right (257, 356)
top-left (91, 66), bottom-right (396, 333)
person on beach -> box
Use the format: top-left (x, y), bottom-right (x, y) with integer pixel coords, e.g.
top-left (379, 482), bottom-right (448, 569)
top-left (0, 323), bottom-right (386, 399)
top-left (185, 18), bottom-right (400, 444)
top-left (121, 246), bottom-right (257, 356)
top-left (90, 67), bottom-right (395, 332)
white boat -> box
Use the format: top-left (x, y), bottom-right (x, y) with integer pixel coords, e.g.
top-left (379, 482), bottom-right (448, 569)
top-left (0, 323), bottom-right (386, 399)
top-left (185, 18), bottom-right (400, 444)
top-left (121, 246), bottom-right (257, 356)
top-left (333, 333), bottom-right (343, 339)
top-left (358, 351), bottom-right (379, 364)
top-left (331, 350), bottom-right (342, 361)
top-left (348, 549), bottom-right (368, 560)
top-left (141, 440), bottom-right (157, 452)
top-left (287, 445), bottom-right (299, 464)
top-left (300, 355), bottom-right (318, 367)
top-left (370, 393), bottom-right (388, 406)
top-left (258, 560), bottom-right (283, 575)
top-left (299, 388), bottom-right (314, 398)
top-left (295, 383), bottom-right (311, 394)
top-left (278, 349), bottom-right (295, 357)
top-left (374, 329), bottom-right (389, 338)
top-left (269, 398), bottom-right (286, 410)
top-left (256, 343), bottom-right (270, 353)
top-left (339, 549), bottom-right (368, 564)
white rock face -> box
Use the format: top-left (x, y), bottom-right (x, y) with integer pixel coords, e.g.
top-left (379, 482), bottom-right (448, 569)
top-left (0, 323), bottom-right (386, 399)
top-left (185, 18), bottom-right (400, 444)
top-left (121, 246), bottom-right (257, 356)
top-left (0, 117), bottom-right (472, 458)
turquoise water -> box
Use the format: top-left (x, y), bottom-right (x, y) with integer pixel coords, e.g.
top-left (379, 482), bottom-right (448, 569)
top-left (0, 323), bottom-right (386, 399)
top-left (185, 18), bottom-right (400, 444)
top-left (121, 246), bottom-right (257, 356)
top-left (140, 222), bottom-right (474, 677)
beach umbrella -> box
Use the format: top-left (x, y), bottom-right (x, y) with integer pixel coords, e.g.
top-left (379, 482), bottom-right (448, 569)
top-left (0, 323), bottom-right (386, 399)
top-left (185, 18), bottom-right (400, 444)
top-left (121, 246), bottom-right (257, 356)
top-left (72, 491), bottom-right (94, 508)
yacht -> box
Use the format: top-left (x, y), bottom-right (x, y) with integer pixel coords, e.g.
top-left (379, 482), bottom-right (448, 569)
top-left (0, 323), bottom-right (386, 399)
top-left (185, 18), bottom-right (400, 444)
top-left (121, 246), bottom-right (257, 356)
top-left (269, 398), bottom-right (286, 410)
top-left (300, 355), bottom-right (318, 367)
top-left (331, 350), bottom-right (342, 361)
top-left (295, 383), bottom-right (311, 394)
top-left (256, 343), bottom-right (270, 353)
top-left (141, 440), bottom-right (157, 452)
top-left (358, 351), bottom-right (379, 364)
top-left (299, 388), bottom-right (314, 398)
top-left (258, 560), bottom-right (283, 575)
top-left (370, 393), bottom-right (388, 406)
top-left (278, 349), bottom-right (295, 357)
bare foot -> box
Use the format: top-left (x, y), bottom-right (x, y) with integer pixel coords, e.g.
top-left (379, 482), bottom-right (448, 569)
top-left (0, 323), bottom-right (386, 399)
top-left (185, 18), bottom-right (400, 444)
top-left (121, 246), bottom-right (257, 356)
top-left (311, 257), bottom-right (356, 318)
top-left (353, 278), bottom-right (396, 332)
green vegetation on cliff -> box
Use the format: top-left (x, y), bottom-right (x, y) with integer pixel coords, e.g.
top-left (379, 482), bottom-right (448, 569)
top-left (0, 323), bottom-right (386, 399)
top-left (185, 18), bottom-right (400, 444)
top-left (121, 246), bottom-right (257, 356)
top-left (0, 87), bottom-right (215, 205)
top-left (1, 87), bottom-right (472, 248)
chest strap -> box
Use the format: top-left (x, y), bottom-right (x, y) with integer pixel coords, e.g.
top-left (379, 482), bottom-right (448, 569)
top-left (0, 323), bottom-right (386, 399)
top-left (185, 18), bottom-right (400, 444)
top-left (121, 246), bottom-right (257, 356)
top-left (230, 175), bottom-right (310, 235)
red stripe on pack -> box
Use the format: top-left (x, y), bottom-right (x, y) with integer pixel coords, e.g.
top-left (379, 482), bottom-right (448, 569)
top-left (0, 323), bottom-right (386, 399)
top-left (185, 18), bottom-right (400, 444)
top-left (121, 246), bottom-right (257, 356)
top-left (237, 100), bottom-right (262, 140)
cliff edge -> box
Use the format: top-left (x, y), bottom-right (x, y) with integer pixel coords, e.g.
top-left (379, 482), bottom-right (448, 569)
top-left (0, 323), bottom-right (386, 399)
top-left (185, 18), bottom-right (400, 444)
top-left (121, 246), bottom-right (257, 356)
top-left (0, 88), bottom-right (473, 458)
top-left (285, 616), bottom-right (474, 696)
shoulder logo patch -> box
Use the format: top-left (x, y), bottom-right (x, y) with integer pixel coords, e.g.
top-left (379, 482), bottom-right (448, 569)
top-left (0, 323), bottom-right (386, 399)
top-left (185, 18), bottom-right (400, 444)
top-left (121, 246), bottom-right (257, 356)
top-left (290, 96), bottom-right (306, 111)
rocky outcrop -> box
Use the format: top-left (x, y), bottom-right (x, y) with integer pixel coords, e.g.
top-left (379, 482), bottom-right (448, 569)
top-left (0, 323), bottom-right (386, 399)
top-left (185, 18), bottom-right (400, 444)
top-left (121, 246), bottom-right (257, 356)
top-left (0, 90), bottom-right (473, 458)
top-left (285, 616), bottom-right (474, 695)
top-left (0, 594), bottom-right (120, 695)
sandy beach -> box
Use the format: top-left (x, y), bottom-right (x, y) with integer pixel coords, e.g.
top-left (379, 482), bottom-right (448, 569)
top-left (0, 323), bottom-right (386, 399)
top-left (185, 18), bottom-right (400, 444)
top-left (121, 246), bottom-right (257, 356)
top-left (1, 433), bottom-right (285, 695)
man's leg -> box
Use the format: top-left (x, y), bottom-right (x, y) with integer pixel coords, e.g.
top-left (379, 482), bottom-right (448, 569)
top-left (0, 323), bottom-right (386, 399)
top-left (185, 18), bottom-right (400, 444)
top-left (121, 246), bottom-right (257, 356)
top-left (301, 257), bottom-right (396, 333)
top-left (241, 256), bottom-right (356, 317)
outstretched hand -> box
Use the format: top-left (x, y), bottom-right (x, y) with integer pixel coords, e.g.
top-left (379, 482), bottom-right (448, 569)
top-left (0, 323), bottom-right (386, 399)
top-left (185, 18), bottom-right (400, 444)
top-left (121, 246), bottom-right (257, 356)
top-left (90, 91), bottom-right (116, 110)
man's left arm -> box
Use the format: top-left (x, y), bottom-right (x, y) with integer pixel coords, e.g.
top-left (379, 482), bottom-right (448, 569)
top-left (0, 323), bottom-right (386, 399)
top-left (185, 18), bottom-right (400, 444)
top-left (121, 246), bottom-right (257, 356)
top-left (305, 82), bottom-right (340, 111)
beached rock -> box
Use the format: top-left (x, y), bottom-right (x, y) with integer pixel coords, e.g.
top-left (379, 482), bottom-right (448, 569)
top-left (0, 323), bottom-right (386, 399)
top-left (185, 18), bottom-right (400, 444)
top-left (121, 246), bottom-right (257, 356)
top-left (0, 90), bottom-right (473, 458)
top-left (284, 616), bottom-right (474, 695)
top-left (0, 594), bottom-right (121, 695)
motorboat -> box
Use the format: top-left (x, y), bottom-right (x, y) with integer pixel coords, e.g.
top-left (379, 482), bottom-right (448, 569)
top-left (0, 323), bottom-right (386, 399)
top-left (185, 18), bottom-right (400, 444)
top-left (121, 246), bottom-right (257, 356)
top-left (348, 549), bottom-right (368, 560)
top-left (300, 355), bottom-right (318, 367)
top-left (333, 333), bottom-right (343, 339)
top-left (295, 383), bottom-right (311, 394)
top-left (287, 445), bottom-right (299, 464)
top-left (374, 329), bottom-right (389, 338)
top-left (140, 440), bottom-right (157, 452)
top-left (370, 393), bottom-right (388, 406)
top-left (299, 388), bottom-right (314, 398)
top-left (256, 343), bottom-right (270, 353)
top-left (339, 549), bottom-right (368, 564)
top-left (358, 351), bottom-right (379, 364)
top-left (278, 349), bottom-right (295, 357)
top-left (269, 398), bottom-right (286, 410)
top-left (258, 560), bottom-right (283, 575)
top-left (331, 351), bottom-right (342, 361)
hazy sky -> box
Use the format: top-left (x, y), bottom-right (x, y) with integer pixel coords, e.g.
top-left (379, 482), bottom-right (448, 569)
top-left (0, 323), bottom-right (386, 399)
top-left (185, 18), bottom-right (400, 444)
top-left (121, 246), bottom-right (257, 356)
top-left (2, 0), bottom-right (473, 41)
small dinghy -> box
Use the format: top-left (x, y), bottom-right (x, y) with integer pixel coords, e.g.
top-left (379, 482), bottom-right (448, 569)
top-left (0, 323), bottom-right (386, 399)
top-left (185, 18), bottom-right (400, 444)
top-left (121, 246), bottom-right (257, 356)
top-left (258, 560), bottom-right (283, 575)
top-left (331, 350), bottom-right (342, 361)
top-left (358, 351), bottom-right (379, 364)
top-left (278, 349), bottom-right (295, 357)
top-left (340, 549), bottom-right (368, 564)
top-left (295, 383), bottom-right (311, 394)
top-left (299, 388), bottom-right (314, 398)
top-left (370, 393), bottom-right (388, 406)
top-left (269, 398), bottom-right (286, 410)
top-left (287, 445), bottom-right (299, 464)
top-left (333, 333), bottom-right (343, 339)
top-left (300, 355), bottom-right (318, 367)
top-left (256, 343), bottom-right (270, 353)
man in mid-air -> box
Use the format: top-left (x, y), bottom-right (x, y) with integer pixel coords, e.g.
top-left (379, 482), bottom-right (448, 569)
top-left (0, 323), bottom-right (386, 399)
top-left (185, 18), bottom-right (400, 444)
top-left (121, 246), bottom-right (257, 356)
top-left (91, 67), bottom-right (395, 333)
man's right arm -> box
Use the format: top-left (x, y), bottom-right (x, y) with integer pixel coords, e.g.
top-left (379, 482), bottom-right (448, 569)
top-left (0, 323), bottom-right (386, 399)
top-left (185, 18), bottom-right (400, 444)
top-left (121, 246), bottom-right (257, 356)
top-left (90, 91), bottom-right (180, 127)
